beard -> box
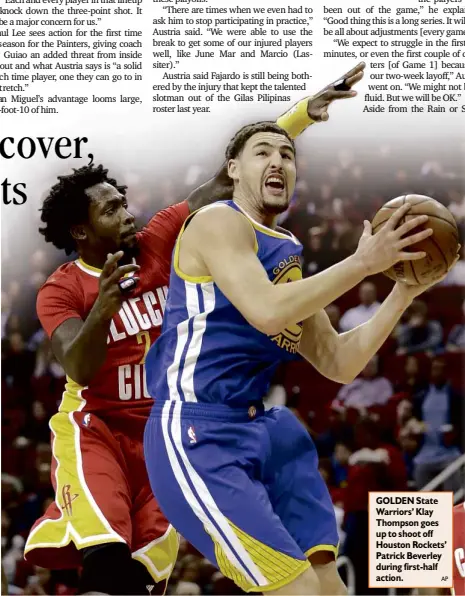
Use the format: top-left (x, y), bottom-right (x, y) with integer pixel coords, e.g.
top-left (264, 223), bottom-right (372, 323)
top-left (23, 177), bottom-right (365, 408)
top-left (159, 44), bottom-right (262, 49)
top-left (263, 199), bottom-right (289, 215)
top-left (119, 238), bottom-right (140, 262)
top-left (260, 193), bottom-right (289, 216)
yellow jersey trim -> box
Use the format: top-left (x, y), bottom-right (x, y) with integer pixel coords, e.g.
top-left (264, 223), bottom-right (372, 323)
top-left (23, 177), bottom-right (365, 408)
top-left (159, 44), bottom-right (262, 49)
top-left (76, 258), bottom-right (102, 276)
top-left (234, 202), bottom-right (299, 244)
top-left (131, 525), bottom-right (179, 583)
top-left (305, 543), bottom-right (339, 559)
top-left (173, 204), bottom-right (258, 284)
top-left (251, 560), bottom-right (309, 593)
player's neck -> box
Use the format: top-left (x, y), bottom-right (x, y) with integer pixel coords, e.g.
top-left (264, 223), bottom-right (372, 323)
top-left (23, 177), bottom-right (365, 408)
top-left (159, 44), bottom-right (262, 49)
top-left (233, 196), bottom-right (279, 230)
top-left (78, 249), bottom-right (108, 270)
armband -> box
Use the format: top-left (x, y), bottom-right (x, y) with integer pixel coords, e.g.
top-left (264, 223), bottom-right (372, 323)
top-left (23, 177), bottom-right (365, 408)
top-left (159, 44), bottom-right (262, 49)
top-left (276, 98), bottom-right (315, 139)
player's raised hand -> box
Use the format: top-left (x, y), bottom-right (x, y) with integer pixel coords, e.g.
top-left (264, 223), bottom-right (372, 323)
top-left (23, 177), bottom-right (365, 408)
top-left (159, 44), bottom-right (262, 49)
top-left (395, 248), bottom-right (461, 300)
top-left (354, 203), bottom-right (434, 276)
top-left (96, 251), bottom-right (140, 321)
top-left (306, 62), bottom-right (366, 122)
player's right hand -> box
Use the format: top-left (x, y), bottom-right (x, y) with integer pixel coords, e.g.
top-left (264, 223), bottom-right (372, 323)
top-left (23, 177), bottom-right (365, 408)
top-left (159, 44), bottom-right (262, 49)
top-left (96, 251), bottom-right (140, 321)
top-left (354, 203), bottom-right (433, 276)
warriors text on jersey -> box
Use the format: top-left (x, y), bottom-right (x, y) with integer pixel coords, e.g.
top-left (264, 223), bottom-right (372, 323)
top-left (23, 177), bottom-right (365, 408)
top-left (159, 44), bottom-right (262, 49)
top-left (37, 201), bottom-right (189, 432)
top-left (145, 200), bottom-right (303, 408)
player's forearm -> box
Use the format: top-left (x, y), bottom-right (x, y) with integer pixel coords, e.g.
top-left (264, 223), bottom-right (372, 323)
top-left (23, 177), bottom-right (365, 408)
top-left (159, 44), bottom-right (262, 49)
top-left (263, 254), bottom-right (367, 335)
top-left (62, 305), bottom-right (111, 385)
top-left (186, 162), bottom-right (233, 212)
top-left (332, 285), bottom-right (412, 382)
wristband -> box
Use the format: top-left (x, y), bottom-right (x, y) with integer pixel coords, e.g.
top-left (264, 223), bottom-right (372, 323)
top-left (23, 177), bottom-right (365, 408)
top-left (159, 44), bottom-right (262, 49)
top-left (276, 98), bottom-right (315, 139)
top-left (118, 277), bottom-right (138, 294)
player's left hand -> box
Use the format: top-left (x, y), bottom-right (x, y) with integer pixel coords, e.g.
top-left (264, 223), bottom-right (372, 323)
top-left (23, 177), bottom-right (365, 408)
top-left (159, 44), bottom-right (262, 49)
top-left (394, 249), bottom-right (460, 301)
top-left (307, 62), bottom-right (365, 122)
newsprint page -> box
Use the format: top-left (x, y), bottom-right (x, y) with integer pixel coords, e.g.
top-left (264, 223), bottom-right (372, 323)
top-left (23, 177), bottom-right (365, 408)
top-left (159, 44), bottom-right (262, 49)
top-left (1, 0), bottom-right (464, 594)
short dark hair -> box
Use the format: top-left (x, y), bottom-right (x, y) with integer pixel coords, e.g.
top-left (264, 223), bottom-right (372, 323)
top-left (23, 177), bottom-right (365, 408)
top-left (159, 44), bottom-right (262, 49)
top-left (225, 121), bottom-right (295, 161)
top-left (39, 164), bottom-right (126, 255)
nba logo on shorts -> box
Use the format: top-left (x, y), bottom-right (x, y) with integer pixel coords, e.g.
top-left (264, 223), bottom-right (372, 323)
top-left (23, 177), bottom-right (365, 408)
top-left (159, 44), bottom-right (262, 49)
top-left (187, 426), bottom-right (197, 444)
top-left (83, 414), bottom-right (91, 427)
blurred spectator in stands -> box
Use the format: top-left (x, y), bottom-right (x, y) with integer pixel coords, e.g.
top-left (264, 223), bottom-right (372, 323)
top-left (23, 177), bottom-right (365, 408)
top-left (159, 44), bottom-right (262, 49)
top-left (412, 358), bottom-right (463, 491)
top-left (2, 332), bottom-right (35, 396)
top-left (447, 188), bottom-right (465, 223)
top-left (3, 534), bottom-right (25, 585)
top-left (2, 509), bottom-right (11, 550)
top-left (22, 401), bottom-right (50, 444)
top-left (396, 300), bottom-right (443, 355)
top-left (329, 216), bottom-right (359, 259)
top-left (343, 419), bottom-right (407, 595)
top-left (30, 250), bottom-right (47, 275)
top-left (302, 226), bottom-right (336, 277)
top-left (396, 400), bottom-right (422, 481)
top-left (441, 244), bottom-right (465, 286)
top-left (339, 282), bottom-right (380, 332)
top-left (1, 291), bottom-right (12, 339)
top-left (327, 442), bottom-right (352, 506)
top-left (325, 303), bottom-right (341, 332)
top-left (446, 299), bottom-right (465, 352)
top-left (394, 355), bottom-right (429, 396)
top-left (332, 355), bottom-right (393, 412)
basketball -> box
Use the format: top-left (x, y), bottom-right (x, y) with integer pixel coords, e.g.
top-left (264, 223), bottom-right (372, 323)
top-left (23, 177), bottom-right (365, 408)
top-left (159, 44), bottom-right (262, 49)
top-left (371, 194), bottom-right (459, 285)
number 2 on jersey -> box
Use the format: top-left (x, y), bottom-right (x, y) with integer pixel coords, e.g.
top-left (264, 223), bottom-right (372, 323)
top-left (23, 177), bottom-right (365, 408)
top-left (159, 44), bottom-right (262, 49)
top-left (137, 331), bottom-right (150, 364)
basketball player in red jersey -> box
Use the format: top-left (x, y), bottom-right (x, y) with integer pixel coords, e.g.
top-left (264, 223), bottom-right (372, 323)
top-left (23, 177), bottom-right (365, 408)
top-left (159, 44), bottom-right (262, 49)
top-left (24, 64), bottom-right (365, 595)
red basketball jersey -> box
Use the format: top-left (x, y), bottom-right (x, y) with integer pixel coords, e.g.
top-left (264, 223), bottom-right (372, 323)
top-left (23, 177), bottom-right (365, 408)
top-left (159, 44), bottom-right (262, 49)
top-left (37, 201), bottom-right (190, 433)
top-left (453, 502), bottom-right (465, 596)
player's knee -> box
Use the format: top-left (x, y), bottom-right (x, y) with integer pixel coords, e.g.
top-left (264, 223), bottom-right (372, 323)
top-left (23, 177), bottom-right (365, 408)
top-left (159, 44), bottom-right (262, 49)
top-left (78, 543), bottom-right (133, 595)
top-left (309, 555), bottom-right (347, 596)
top-left (269, 567), bottom-right (321, 595)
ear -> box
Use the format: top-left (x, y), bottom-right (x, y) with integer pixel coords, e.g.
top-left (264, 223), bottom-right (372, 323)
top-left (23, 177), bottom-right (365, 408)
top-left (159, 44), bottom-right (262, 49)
top-left (227, 158), bottom-right (240, 183)
top-left (70, 225), bottom-right (87, 242)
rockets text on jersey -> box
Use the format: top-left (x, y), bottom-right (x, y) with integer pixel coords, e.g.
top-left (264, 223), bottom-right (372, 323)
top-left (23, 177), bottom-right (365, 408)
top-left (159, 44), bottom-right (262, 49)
top-left (108, 286), bottom-right (168, 401)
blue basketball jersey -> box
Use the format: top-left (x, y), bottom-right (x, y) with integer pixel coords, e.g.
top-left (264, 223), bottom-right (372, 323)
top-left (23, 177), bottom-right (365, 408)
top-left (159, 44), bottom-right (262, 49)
top-left (145, 200), bottom-right (303, 408)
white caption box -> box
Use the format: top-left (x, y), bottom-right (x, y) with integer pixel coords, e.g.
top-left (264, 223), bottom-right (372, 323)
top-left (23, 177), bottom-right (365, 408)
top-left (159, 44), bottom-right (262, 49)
top-left (369, 491), bottom-right (453, 589)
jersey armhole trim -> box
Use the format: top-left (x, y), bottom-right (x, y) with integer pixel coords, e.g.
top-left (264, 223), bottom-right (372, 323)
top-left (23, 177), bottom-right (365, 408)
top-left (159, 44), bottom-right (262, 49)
top-left (173, 203), bottom-right (258, 283)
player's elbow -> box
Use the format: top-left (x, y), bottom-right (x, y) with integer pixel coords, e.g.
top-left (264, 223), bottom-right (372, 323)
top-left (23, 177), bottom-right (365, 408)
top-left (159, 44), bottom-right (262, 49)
top-left (61, 353), bottom-right (94, 386)
top-left (329, 360), bottom-right (358, 385)
top-left (65, 365), bottom-right (92, 387)
top-left (248, 310), bottom-right (284, 337)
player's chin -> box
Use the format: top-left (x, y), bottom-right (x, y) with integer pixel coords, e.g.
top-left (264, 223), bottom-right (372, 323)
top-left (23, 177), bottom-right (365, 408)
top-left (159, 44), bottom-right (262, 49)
top-left (120, 234), bottom-right (139, 256)
top-left (262, 188), bottom-right (289, 214)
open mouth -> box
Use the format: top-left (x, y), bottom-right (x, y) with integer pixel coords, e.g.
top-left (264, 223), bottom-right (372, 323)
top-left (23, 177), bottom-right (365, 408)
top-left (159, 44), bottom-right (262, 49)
top-left (264, 174), bottom-right (285, 195)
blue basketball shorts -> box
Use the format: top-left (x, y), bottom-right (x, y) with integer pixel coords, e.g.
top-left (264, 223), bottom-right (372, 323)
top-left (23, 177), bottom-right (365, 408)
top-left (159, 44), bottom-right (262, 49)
top-left (144, 401), bottom-right (338, 593)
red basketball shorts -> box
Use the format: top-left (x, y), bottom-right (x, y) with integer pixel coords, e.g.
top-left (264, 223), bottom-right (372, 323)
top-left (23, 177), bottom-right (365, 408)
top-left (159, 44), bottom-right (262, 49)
top-left (24, 409), bottom-right (178, 583)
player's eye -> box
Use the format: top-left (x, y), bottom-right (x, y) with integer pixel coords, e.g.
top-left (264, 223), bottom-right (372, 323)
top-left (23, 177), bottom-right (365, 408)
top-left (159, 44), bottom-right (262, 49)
top-left (257, 151), bottom-right (267, 156)
top-left (282, 153), bottom-right (292, 160)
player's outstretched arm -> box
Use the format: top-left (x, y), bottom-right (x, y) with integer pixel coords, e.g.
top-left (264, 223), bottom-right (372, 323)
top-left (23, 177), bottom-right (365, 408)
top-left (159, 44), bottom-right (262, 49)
top-left (50, 253), bottom-right (139, 385)
top-left (180, 202), bottom-right (429, 339)
top-left (298, 248), bottom-right (460, 385)
top-left (186, 63), bottom-right (365, 212)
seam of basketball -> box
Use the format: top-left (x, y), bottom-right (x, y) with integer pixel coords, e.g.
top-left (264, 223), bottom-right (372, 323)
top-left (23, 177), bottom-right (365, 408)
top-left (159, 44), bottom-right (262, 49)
top-left (409, 260), bottom-right (420, 285)
top-left (373, 212), bottom-right (458, 237)
top-left (425, 214), bottom-right (459, 237)
top-left (429, 235), bottom-right (450, 269)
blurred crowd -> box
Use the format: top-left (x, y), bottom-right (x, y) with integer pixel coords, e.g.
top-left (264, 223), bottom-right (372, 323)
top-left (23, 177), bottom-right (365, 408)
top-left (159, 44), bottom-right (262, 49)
top-left (1, 137), bottom-right (464, 595)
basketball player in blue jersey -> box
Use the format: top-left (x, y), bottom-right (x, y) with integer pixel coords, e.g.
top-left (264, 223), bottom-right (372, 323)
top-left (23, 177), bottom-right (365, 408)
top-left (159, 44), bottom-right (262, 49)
top-left (143, 122), bottom-right (448, 594)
